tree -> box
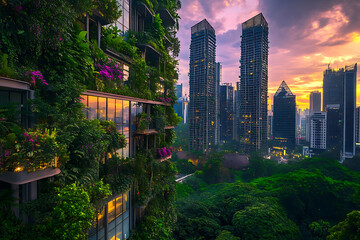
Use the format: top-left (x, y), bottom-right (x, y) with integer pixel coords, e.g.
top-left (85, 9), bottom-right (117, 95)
top-left (232, 203), bottom-right (300, 240)
top-left (216, 230), bottom-right (240, 240)
top-left (327, 210), bottom-right (360, 240)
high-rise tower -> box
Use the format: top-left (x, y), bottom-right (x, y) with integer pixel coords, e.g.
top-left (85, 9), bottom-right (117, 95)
top-left (342, 64), bottom-right (357, 160)
top-left (273, 81), bottom-right (296, 149)
top-left (189, 19), bottom-right (216, 152)
top-left (238, 13), bottom-right (269, 153)
top-left (309, 91), bottom-right (321, 113)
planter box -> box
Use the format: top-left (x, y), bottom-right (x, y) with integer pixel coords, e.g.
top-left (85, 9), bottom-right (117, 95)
top-left (0, 168), bottom-right (61, 185)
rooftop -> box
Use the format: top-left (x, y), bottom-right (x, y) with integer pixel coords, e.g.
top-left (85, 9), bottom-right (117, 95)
top-left (191, 19), bottom-right (215, 35)
top-left (242, 13), bottom-right (268, 30)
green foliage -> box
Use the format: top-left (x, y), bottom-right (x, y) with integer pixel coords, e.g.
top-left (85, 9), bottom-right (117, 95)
top-left (151, 105), bottom-right (166, 131)
top-left (173, 123), bottom-right (189, 151)
top-left (92, 0), bottom-right (122, 23)
top-left (309, 220), bottom-right (331, 239)
top-left (101, 154), bottom-right (132, 194)
top-left (176, 183), bottom-right (194, 199)
top-left (232, 203), bottom-right (300, 240)
top-left (0, 52), bottom-right (17, 78)
top-left (43, 183), bottom-right (95, 240)
top-left (327, 210), bottom-right (360, 240)
top-left (0, 128), bottom-right (68, 172)
top-left (216, 230), bottom-right (240, 240)
top-left (87, 180), bottom-right (112, 205)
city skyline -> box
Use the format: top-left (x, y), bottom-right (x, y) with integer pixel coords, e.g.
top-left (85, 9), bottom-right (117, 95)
top-left (176, 0), bottom-right (360, 109)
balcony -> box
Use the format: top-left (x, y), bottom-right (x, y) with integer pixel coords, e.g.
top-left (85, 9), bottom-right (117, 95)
top-left (0, 76), bottom-right (31, 90)
top-left (0, 167), bottom-right (61, 185)
top-left (136, 43), bottom-right (162, 68)
top-left (157, 9), bottom-right (176, 28)
top-left (136, 1), bottom-right (154, 20)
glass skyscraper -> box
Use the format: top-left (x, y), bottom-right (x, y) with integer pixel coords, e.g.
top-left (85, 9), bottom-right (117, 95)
top-left (220, 84), bottom-right (234, 143)
top-left (273, 81), bottom-right (296, 150)
top-left (238, 13), bottom-right (269, 153)
top-left (189, 19), bottom-right (216, 152)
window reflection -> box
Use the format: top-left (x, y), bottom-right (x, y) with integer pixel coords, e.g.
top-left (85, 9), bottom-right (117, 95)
top-left (108, 98), bottom-right (115, 122)
top-left (116, 99), bottom-right (123, 132)
top-left (123, 101), bottom-right (130, 132)
top-left (108, 199), bottom-right (116, 223)
top-left (88, 96), bottom-right (97, 120)
top-left (98, 97), bottom-right (107, 120)
top-left (116, 195), bottom-right (123, 218)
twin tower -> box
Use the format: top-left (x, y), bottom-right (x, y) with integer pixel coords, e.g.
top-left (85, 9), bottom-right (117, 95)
top-left (189, 13), bottom-right (269, 153)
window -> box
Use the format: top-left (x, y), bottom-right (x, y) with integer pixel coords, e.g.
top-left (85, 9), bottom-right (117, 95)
top-left (88, 96), bottom-right (98, 120)
top-left (115, 0), bottom-right (130, 33)
top-left (108, 98), bottom-right (116, 122)
top-left (98, 97), bottom-right (107, 120)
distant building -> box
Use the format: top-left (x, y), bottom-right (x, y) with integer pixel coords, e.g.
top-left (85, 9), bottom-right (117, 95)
top-left (238, 13), bottom-right (269, 153)
top-left (174, 84), bottom-right (183, 121)
top-left (220, 83), bottom-right (234, 142)
top-left (326, 104), bottom-right (342, 151)
top-left (215, 62), bottom-right (221, 145)
top-left (323, 68), bottom-right (344, 111)
top-left (268, 115), bottom-right (273, 139)
top-left (175, 84), bottom-right (183, 99)
top-left (310, 91), bottom-right (321, 113)
top-left (342, 64), bottom-right (357, 160)
top-left (234, 82), bottom-right (241, 140)
top-left (189, 19), bottom-right (216, 152)
top-left (356, 107), bottom-right (360, 143)
top-left (310, 112), bottom-right (327, 150)
top-left (305, 115), bottom-right (311, 143)
top-left (272, 81), bottom-right (296, 150)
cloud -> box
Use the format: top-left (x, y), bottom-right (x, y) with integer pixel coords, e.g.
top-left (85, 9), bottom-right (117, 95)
top-left (177, 0), bottom-right (360, 109)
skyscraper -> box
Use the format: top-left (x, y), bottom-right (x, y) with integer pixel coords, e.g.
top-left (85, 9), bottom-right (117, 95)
top-left (220, 83), bottom-right (234, 142)
top-left (323, 68), bottom-right (344, 111)
top-left (309, 91), bottom-right (321, 113)
top-left (273, 81), bottom-right (296, 149)
top-left (326, 104), bottom-right (342, 150)
top-left (238, 13), bottom-right (269, 153)
top-left (175, 84), bottom-right (183, 99)
top-left (342, 64), bottom-right (357, 160)
top-left (215, 62), bottom-right (222, 145)
top-left (322, 64), bottom-right (357, 160)
top-left (189, 19), bottom-right (216, 152)
top-left (310, 112), bottom-right (327, 150)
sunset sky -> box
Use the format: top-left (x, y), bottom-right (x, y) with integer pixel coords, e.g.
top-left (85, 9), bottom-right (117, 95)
top-left (176, 0), bottom-right (360, 110)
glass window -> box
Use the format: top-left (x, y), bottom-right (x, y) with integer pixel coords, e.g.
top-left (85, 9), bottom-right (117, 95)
top-left (108, 227), bottom-right (116, 240)
top-left (131, 102), bottom-right (137, 132)
top-left (98, 207), bottom-right (105, 230)
top-left (9, 92), bottom-right (21, 104)
top-left (0, 91), bottom-right (9, 106)
top-left (88, 96), bottom-right (98, 120)
top-left (123, 101), bottom-right (130, 132)
top-left (108, 98), bottom-right (116, 122)
top-left (108, 199), bottom-right (116, 223)
top-left (123, 9), bottom-right (129, 31)
top-left (116, 99), bottom-right (123, 132)
top-left (116, 224), bottom-right (123, 240)
top-left (116, 195), bottom-right (123, 217)
top-left (98, 97), bottom-right (107, 120)
top-left (123, 216), bottom-right (130, 240)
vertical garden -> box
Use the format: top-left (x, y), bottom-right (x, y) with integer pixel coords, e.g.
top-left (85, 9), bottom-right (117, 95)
top-left (0, 0), bottom-right (181, 239)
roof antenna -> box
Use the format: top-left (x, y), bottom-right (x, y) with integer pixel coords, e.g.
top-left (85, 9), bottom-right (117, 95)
top-left (328, 57), bottom-right (333, 69)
